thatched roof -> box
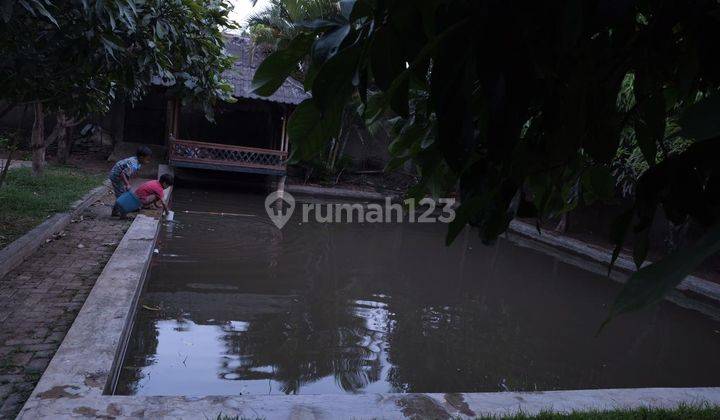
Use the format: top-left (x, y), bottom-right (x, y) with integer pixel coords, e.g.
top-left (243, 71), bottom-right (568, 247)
top-left (151, 36), bottom-right (309, 106)
top-left (223, 36), bottom-right (310, 106)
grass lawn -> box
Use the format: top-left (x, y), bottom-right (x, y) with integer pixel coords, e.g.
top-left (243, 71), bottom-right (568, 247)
top-left (0, 165), bottom-right (104, 249)
top-left (477, 403), bottom-right (720, 419)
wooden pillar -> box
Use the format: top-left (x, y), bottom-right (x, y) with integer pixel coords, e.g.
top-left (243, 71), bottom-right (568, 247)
top-left (280, 113), bottom-right (286, 153)
top-left (173, 100), bottom-right (180, 138)
top-left (165, 100), bottom-right (174, 146)
top-left (281, 109), bottom-right (289, 153)
top-left (165, 99), bottom-right (181, 145)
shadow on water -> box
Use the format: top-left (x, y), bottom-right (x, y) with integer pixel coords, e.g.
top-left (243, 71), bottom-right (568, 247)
top-left (115, 188), bottom-right (720, 396)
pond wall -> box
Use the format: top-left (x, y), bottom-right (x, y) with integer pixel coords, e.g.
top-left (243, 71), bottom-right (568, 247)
top-left (17, 185), bottom-right (720, 419)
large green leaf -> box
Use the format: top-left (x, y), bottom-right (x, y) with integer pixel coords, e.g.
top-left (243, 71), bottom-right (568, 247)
top-left (311, 23), bottom-right (351, 64)
top-left (634, 71), bottom-right (665, 165)
top-left (287, 98), bottom-right (342, 162)
top-left (446, 195), bottom-right (484, 245)
top-left (339, 0), bottom-right (355, 20)
top-left (632, 226), bottom-right (650, 269)
top-left (370, 25), bottom-right (406, 91)
top-left (581, 166), bottom-right (615, 202)
top-left (345, 0), bottom-right (372, 21)
top-left (295, 18), bottom-right (343, 31)
top-left (602, 222), bottom-right (720, 329)
top-left (251, 33), bottom-right (313, 97)
top-left (678, 93), bottom-right (720, 141)
top-left (608, 209), bottom-right (633, 275)
top-left (431, 30), bottom-right (473, 172)
top-left (311, 44), bottom-right (361, 113)
top-left (388, 118), bottom-right (424, 157)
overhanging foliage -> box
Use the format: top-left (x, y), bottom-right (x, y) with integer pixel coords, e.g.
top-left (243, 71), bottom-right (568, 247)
top-left (252, 0), bottom-right (720, 324)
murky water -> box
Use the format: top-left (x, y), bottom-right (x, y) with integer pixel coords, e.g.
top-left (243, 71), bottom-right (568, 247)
top-left (115, 188), bottom-right (720, 396)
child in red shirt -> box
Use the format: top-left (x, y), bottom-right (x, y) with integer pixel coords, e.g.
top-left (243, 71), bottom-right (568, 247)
top-left (135, 174), bottom-right (173, 213)
top-left (112, 174), bottom-right (173, 217)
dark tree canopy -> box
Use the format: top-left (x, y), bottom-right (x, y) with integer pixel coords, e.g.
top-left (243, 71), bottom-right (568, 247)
top-left (0, 0), bottom-right (236, 118)
top-left (252, 0), bottom-right (720, 324)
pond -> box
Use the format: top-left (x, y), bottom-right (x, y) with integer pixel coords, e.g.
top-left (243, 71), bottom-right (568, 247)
top-left (115, 188), bottom-right (720, 396)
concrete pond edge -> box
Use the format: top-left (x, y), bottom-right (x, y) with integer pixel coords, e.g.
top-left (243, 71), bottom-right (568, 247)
top-left (16, 180), bottom-right (720, 419)
top-left (286, 183), bottom-right (400, 202)
top-left (506, 220), bottom-right (720, 311)
top-left (0, 182), bottom-right (110, 280)
top-left (17, 388), bottom-right (720, 419)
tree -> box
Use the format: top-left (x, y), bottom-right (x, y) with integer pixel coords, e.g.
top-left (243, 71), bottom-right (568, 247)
top-left (246, 0), bottom-right (338, 48)
top-left (252, 0), bottom-right (720, 325)
top-left (247, 1), bottom-right (376, 182)
top-left (0, 0), bottom-right (236, 174)
top-left (0, 126), bottom-right (21, 188)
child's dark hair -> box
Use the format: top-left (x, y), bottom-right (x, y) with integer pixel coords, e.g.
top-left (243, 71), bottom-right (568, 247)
top-left (159, 174), bottom-right (174, 186)
top-left (136, 146), bottom-right (152, 159)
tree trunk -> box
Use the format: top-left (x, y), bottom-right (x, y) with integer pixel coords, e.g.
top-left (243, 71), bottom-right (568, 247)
top-left (327, 107), bottom-right (353, 173)
top-left (57, 132), bottom-right (72, 164)
top-left (31, 102), bottom-right (45, 176)
top-left (0, 105), bottom-right (27, 189)
top-left (0, 147), bottom-right (14, 188)
top-left (0, 103), bottom-right (15, 121)
top-left (48, 111), bottom-right (83, 164)
top-left (56, 111), bottom-right (71, 164)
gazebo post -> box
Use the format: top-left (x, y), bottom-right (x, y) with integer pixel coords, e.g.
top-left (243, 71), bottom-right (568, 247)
top-left (277, 108), bottom-right (288, 196)
top-left (173, 100), bottom-right (180, 138)
top-left (165, 99), bottom-right (181, 146)
top-left (280, 109), bottom-right (289, 153)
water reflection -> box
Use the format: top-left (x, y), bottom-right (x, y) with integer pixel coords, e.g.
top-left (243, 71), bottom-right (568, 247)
top-left (115, 188), bottom-right (720, 396)
top-left (216, 280), bottom-right (386, 394)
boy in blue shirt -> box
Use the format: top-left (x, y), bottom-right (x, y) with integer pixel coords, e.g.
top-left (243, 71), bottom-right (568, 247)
top-left (108, 146), bottom-right (152, 198)
top-left (109, 147), bottom-right (152, 217)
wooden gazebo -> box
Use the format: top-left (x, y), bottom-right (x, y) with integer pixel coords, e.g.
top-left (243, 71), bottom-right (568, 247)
top-left (164, 36), bottom-right (309, 176)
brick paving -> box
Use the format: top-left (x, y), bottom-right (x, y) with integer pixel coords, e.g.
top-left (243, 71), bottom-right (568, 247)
top-left (0, 192), bottom-right (130, 419)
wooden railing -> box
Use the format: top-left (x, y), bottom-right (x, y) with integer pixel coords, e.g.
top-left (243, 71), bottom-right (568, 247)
top-left (169, 138), bottom-right (287, 173)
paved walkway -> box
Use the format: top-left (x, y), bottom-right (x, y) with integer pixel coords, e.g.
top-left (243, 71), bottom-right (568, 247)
top-left (0, 191), bottom-right (130, 419)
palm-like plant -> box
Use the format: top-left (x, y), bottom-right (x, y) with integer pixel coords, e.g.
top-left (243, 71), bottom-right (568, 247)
top-left (245, 0), bottom-right (338, 47)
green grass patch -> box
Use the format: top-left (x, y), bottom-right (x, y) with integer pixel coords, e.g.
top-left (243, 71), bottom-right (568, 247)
top-left (478, 403), bottom-right (720, 419)
top-left (0, 165), bottom-right (103, 248)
